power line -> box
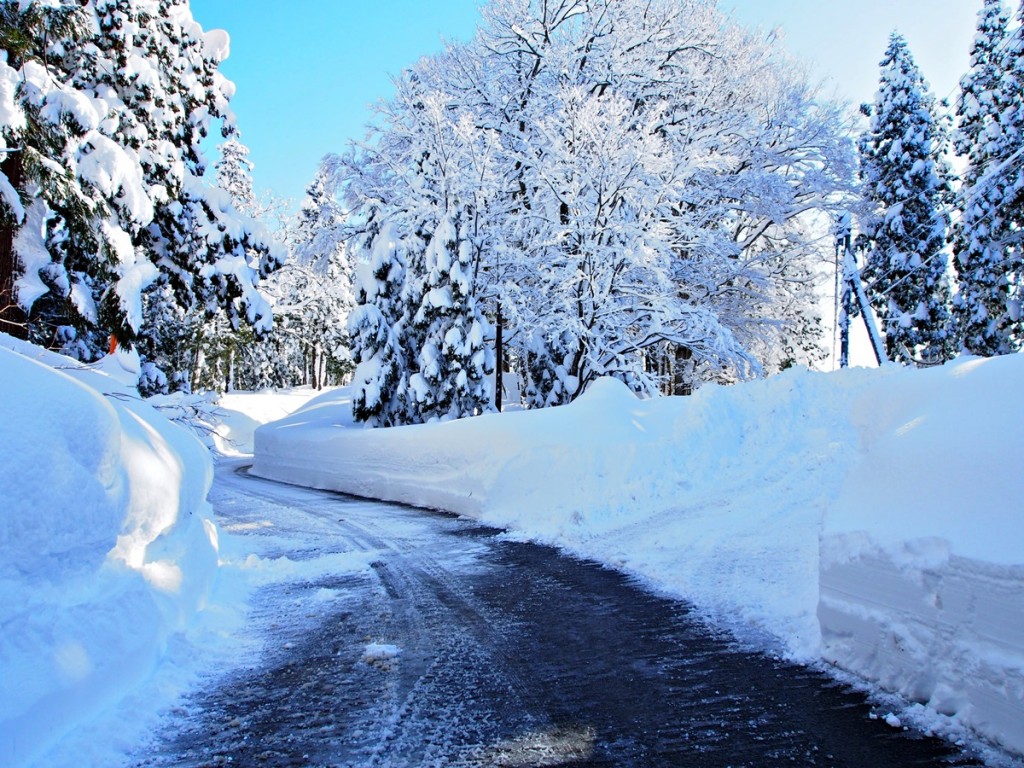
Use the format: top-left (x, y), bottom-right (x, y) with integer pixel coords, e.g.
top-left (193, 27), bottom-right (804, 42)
top-left (854, 148), bottom-right (1024, 293)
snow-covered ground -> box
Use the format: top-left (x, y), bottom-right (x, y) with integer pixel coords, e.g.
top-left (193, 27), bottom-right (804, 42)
top-left (0, 337), bottom-right (368, 768)
top-left (213, 388), bottom-right (325, 456)
top-left (3, 330), bottom-right (1021, 764)
top-left (253, 355), bottom-right (1024, 759)
top-left (0, 335), bottom-right (220, 766)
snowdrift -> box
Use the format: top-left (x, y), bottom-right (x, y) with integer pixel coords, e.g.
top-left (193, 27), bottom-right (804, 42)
top-left (213, 388), bottom-right (326, 455)
top-left (0, 336), bottom-right (219, 767)
top-left (253, 355), bottom-right (1024, 756)
top-left (821, 357), bottom-right (1024, 755)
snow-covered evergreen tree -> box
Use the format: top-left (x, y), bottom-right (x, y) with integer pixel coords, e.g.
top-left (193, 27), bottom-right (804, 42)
top-left (858, 32), bottom-right (955, 365)
top-left (277, 168), bottom-right (356, 390)
top-left (348, 219), bottom-right (407, 426)
top-left (521, 331), bottom-right (575, 409)
top-left (169, 132), bottom-right (262, 394)
top-left (0, 0), bottom-right (282, 372)
top-left (138, 132), bottom-right (281, 394)
top-left (342, 71), bottom-right (498, 424)
top-left (215, 134), bottom-right (257, 215)
top-left (1003, 0), bottom-right (1024, 224)
top-left (406, 213), bottom-right (493, 422)
top-left (293, 164), bottom-right (346, 275)
top-left (954, 0), bottom-right (1024, 354)
top-left (0, 1), bottom-right (117, 347)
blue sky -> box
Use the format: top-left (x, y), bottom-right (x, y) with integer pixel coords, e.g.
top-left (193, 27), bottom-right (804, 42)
top-left (191, 0), bottom-right (483, 205)
top-left (190, 0), bottom-right (979, 206)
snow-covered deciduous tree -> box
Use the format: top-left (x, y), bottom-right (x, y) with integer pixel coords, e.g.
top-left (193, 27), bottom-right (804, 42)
top-left (0, 0), bottom-right (282, 373)
top-left (331, 0), bottom-right (855, 423)
top-left (503, 83), bottom-right (747, 403)
top-left (953, 0), bottom-right (1024, 354)
top-left (858, 32), bottom-right (955, 366)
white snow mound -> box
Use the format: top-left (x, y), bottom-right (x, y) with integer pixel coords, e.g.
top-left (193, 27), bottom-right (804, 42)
top-left (254, 356), bottom-right (1024, 757)
top-left (0, 336), bottom-right (219, 768)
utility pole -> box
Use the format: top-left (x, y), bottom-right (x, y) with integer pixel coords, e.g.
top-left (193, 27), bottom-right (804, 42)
top-left (835, 214), bottom-right (853, 368)
top-left (835, 213), bottom-right (887, 367)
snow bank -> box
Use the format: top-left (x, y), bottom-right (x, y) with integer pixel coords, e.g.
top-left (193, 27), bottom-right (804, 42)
top-left (0, 336), bottom-right (219, 768)
top-left (253, 354), bottom-right (1024, 757)
top-left (254, 371), bottom-right (848, 654)
top-left (820, 357), bottom-right (1024, 755)
top-left (213, 388), bottom-right (329, 455)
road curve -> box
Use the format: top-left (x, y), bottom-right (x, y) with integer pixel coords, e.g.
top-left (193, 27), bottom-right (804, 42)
top-left (135, 461), bottom-right (985, 767)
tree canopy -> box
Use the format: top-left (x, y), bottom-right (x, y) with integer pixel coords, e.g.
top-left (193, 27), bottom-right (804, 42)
top-left (336, 0), bottom-right (856, 424)
top-left (0, 0), bottom-right (282, 370)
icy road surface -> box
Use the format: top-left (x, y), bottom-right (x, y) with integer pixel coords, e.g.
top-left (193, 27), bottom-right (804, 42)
top-left (136, 461), bottom-right (984, 767)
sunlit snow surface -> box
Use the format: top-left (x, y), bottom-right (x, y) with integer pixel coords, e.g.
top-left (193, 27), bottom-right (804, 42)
top-left (0, 339), bottom-right (375, 767)
top-left (2, 330), bottom-right (1022, 764)
top-left (253, 357), bottom-right (1024, 758)
top-left (0, 337), bottom-right (218, 766)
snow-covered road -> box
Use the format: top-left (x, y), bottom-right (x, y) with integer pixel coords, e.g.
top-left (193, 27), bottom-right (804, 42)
top-left (136, 462), bottom-right (986, 767)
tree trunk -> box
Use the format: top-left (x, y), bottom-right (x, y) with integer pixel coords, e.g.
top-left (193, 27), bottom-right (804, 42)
top-left (310, 346), bottom-right (320, 391)
top-left (494, 299), bottom-right (503, 412)
top-left (660, 347), bottom-right (670, 395)
top-left (192, 332), bottom-right (206, 393)
top-left (672, 345), bottom-right (693, 396)
top-left (0, 152), bottom-right (27, 339)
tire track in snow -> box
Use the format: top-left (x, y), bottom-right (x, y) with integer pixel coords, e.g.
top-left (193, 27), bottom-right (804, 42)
top-left (134, 462), bottom-right (989, 767)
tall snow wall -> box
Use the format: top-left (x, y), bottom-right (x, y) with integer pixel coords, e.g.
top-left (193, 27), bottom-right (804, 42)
top-left (253, 356), bottom-right (1024, 757)
top-left (817, 356), bottom-right (1024, 755)
top-left (0, 338), bottom-right (220, 767)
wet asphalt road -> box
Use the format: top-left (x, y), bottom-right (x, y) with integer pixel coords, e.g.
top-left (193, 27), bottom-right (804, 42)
top-left (135, 462), bottom-right (984, 767)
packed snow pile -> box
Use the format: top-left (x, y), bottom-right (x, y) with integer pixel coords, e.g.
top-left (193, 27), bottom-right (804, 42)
top-left (253, 354), bottom-right (1024, 756)
top-left (821, 356), bottom-right (1024, 755)
top-left (0, 335), bottom-right (219, 767)
top-left (213, 388), bottom-right (328, 455)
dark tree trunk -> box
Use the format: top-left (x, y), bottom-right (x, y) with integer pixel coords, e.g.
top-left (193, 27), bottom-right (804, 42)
top-left (494, 300), bottom-right (503, 412)
top-left (672, 346), bottom-right (693, 396)
top-left (310, 346), bottom-right (321, 391)
top-left (0, 152), bottom-right (28, 339)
